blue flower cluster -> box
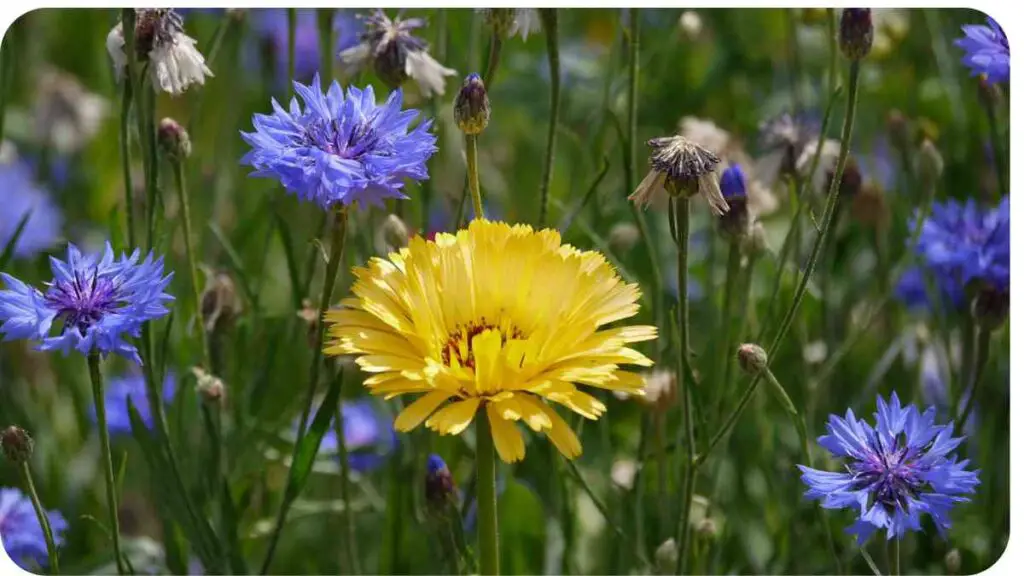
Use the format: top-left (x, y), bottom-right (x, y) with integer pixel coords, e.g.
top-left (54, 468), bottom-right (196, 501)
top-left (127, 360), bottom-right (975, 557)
top-left (0, 488), bottom-right (68, 570)
top-left (291, 399), bottom-right (396, 473)
top-left (0, 161), bottom-right (63, 261)
top-left (955, 16), bottom-right (1009, 83)
top-left (241, 74), bottom-right (438, 210)
top-left (798, 393), bottom-right (980, 544)
top-left (0, 243), bottom-right (174, 364)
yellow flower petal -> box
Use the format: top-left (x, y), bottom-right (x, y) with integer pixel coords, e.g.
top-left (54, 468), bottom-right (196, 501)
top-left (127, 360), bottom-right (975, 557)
top-left (426, 397), bottom-right (482, 435)
top-left (394, 390), bottom-right (454, 431)
top-left (519, 395), bottom-right (582, 459)
top-left (487, 403), bottom-right (525, 463)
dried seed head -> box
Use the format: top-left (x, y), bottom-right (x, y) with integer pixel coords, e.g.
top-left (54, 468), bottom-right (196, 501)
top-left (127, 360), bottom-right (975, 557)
top-left (737, 343), bottom-right (768, 375)
top-left (453, 73), bottom-right (490, 135)
top-left (827, 158), bottom-right (864, 197)
top-left (743, 222), bottom-right (769, 258)
top-left (1, 426), bottom-right (33, 464)
top-left (135, 9), bottom-right (183, 60)
top-left (839, 9), bottom-right (874, 61)
top-left (631, 136), bottom-right (728, 215)
top-left (886, 109), bottom-right (910, 152)
top-left (192, 367), bottom-right (225, 406)
top-left (157, 117), bottom-right (191, 160)
top-left (201, 272), bottom-right (242, 333)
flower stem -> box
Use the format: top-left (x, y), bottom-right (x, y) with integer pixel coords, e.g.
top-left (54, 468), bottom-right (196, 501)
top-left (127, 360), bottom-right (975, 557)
top-left (712, 242), bottom-right (741, 411)
top-left (482, 32), bottom-right (503, 88)
top-left (0, 22), bottom-right (15, 143)
top-left (538, 8), bottom-right (560, 227)
top-left (672, 196), bottom-right (696, 574)
top-left (982, 86), bottom-right (1007, 197)
top-left (890, 538), bottom-right (900, 576)
top-left (20, 461), bottom-right (60, 573)
top-left (172, 161), bottom-right (210, 369)
top-left (261, 205), bottom-right (349, 574)
top-left (465, 134), bottom-right (485, 220)
top-left (87, 352), bottom-right (126, 575)
top-left (119, 79), bottom-right (136, 250)
top-left (317, 9), bottom-right (334, 77)
top-left (287, 8), bottom-right (297, 89)
top-left (476, 415), bottom-right (500, 576)
top-left (694, 58), bottom-right (862, 468)
top-left (955, 325), bottom-right (991, 435)
top-left (332, 371), bottom-right (360, 574)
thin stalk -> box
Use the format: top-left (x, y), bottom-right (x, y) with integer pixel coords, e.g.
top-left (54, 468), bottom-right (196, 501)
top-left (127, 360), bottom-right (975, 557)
top-left (172, 161), bottom-right (210, 368)
top-left (713, 243), bottom-right (741, 405)
top-left (860, 546), bottom-right (883, 576)
top-left (695, 58), bottom-right (863, 467)
top-left (0, 22), bottom-right (14, 143)
top-left (786, 8), bottom-right (803, 113)
top-left (332, 371), bottom-right (360, 574)
top-left (120, 80), bottom-right (136, 249)
top-left (87, 353), bottom-right (126, 575)
top-left (261, 205), bottom-right (349, 574)
top-left (287, 8), bottom-right (297, 89)
top-left (955, 326), bottom-right (991, 435)
top-left (482, 32), bottom-right (503, 88)
top-left (538, 9), bottom-right (560, 227)
top-left (982, 88), bottom-right (1007, 197)
top-left (476, 416), bottom-right (500, 576)
top-left (629, 415), bottom-right (650, 570)
top-left (890, 538), bottom-right (900, 576)
top-left (465, 134), bottom-right (484, 220)
top-left (959, 312), bottom-right (976, 400)
top-left (20, 462), bottom-right (60, 573)
top-left (672, 196), bottom-right (696, 574)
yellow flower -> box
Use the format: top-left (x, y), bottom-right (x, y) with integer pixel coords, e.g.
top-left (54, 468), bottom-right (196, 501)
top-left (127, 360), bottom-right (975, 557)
top-left (324, 219), bottom-right (657, 463)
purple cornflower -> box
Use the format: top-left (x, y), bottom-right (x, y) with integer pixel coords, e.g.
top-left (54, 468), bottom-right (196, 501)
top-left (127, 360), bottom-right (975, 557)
top-left (291, 399), bottom-right (396, 472)
top-left (0, 243), bottom-right (173, 364)
top-left (0, 488), bottom-right (68, 571)
top-left (240, 74), bottom-right (437, 210)
top-left (914, 197), bottom-right (1009, 294)
top-left (0, 161), bottom-right (63, 260)
top-left (91, 371), bottom-right (177, 435)
top-left (955, 16), bottom-right (1009, 83)
top-left (798, 393), bottom-right (980, 544)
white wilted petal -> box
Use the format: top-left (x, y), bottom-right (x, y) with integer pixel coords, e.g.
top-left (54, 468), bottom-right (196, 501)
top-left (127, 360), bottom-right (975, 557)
top-left (405, 50), bottom-right (457, 97)
top-left (149, 31), bottom-right (213, 96)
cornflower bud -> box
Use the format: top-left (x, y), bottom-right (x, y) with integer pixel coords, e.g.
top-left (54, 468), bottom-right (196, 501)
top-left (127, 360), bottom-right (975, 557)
top-left (425, 454), bottom-right (457, 512)
top-left (697, 517), bottom-right (719, 539)
top-left (850, 182), bottom-right (890, 229)
top-left (157, 117), bottom-right (191, 160)
top-left (718, 163), bottom-right (750, 242)
top-left (737, 343), bottom-right (768, 375)
top-left (453, 73), bottom-right (490, 135)
top-left (839, 9), bottom-right (874, 61)
top-left (743, 221), bottom-right (769, 259)
top-left (1, 426), bottom-right (33, 464)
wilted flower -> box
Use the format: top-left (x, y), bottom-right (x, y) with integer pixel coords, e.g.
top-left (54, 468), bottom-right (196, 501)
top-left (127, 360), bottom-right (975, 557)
top-left (0, 243), bottom-right (174, 364)
top-left (755, 113), bottom-right (819, 187)
top-left (0, 488), bottom-right (69, 571)
top-left (482, 8), bottom-right (540, 41)
top-left (92, 371), bottom-right (176, 435)
top-left (0, 160), bottom-right (63, 260)
top-left (0, 426), bottom-right (33, 464)
top-left (200, 271), bottom-right (242, 332)
top-left (107, 9), bottom-right (213, 96)
top-left (324, 220), bottom-right (657, 463)
top-left (955, 16), bottom-right (1009, 83)
top-left (339, 10), bottom-right (456, 97)
top-left (373, 214), bottom-right (411, 256)
top-left (630, 136), bottom-right (728, 215)
top-left (798, 393), bottom-right (980, 543)
top-left (914, 197), bottom-right (1009, 294)
top-left (33, 68), bottom-right (108, 154)
top-left (241, 74), bottom-right (438, 210)
top-left (796, 137), bottom-right (841, 194)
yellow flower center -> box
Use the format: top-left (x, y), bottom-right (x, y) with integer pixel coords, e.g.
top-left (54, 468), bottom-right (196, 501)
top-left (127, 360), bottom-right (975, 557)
top-left (440, 318), bottom-right (524, 370)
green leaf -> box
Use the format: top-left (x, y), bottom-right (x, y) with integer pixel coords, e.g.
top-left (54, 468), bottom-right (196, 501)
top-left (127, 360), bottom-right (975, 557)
top-left (107, 204), bottom-right (126, 254)
top-left (0, 210), bottom-right (31, 270)
top-left (498, 479), bottom-right (547, 575)
top-left (220, 480), bottom-right (249, 575)
top-left (282, 371), bottom-right (345, 505)
top-left (273, 207), bottom-right (304, 311)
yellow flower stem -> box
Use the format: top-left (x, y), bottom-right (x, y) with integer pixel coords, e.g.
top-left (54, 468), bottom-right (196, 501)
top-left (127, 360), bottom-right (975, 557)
top-left (87, 352), bottom-right (126, 575)
top-left (466, 134), bottom-right (485, 220)
top-left (476, 415), bottom-right (500, 575)
top-left (20, 461), bottom-right (60, 573)
top-left (672, 195), bottom-right (697, 574)
top-left (261, 204), bottom-right (349, 574)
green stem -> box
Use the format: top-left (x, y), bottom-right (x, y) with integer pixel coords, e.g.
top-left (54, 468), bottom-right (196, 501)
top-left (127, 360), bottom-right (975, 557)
top-left (20, 461), bottom-right (60, 573)
top-left (317, 9), bottom-right (334, 77)
top-left (694, 58), bottom-right (862, 467)
top-left (172, 161), bottom-right (210, 368)
top-left (786, 8), bottom-right (803, 113)
top-left (955, 326), bottom-right (991, 435)
top-left (959, 312), bottom-right (976, 401)
top-left (87, 352), bottom-right (126, 575)
top-left (890, 538), bottom-right (900, 576)
top-left (332, 371), bottom-right (360, 574)
top-left (0, 23), bottom-right (13, 143)
top-left (476, 416), bottom-right (500, 576)
top-left (630, 415), bottom-right (650, 570)
top-left (466, 134), bottom-right (484, 220)
top-left (120, 80), bottom-right (136, 250)
top-left (260, 205), bottom-right (349, 574)
top-left (982, 85), bottom-right (1007, 197)
top-left (482, 32), bottom-right (503, 88)
top-left (713, 243), bottom-right (741, 407)
top-left (860, 545), bottom-right (883, 576)
top-left (538, 8), bottom-right (560, 227)
top-left (287, 8), bottom-right (297, 89)
top-left (672, 196), bottom-right (696, 574)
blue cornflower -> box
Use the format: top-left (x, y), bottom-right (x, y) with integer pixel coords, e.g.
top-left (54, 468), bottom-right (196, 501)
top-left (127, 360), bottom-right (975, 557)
top-left (914, 197), bottom-right (1009, 294)
top-left (0, 243), bottom-right (174, 364)
top-left (241, 74), bottom-right (438, 210)
top-left (425, 454), bottom-right (457, 510)
top-left (894, 266), bottom-right (965, 312)
top-left (719, 163), bottom-right (746, 198)
top-left (0, 161), bottom-right (63, 260)
top-left (0, 487), bottom-right (68, 571)
top-left (955, 16), bottom-right (1009, 83)
top-left (798, 393), bottom-right (980, 544)
top-left (91, 371), bottom-right (177, 435)
top-left (290, 399), bottom-right (396, 472)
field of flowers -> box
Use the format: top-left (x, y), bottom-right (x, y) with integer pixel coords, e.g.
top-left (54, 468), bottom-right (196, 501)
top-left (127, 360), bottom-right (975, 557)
top-left (0, 7), bottom-right (1011, 575)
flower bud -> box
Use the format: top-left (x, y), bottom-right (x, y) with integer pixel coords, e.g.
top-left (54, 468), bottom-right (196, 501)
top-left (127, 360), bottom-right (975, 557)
top-left (425, 454), bottom-right (457, 512)
top-left (944, 548), bottom-right (962, 574)
top-left (454, 73), bottom-right (490, 135)
top-left (654, 539), bottom-right (678, 575)
top-left (192, 367), bottom-right (225, 406)
top-left (201, 272), bottom-right (242, 333)
top-left (917, 139), bottom-right (944, 188)
top-left (737, 343), bottom-right (768, 375)
top-left (697, 517), bottom-right (719, 539)
top-left (850, 182), bottom-right (890, 228)
top-left (157, 117), bottom-right (191, 160)
top-left (972, 285), bottom-right (1009, 330)
top-left (608, 222), bottom-right (640, 253)
top-left (375, 214), bottom-right (410, 256)
top-left (718, 164), bottom-right (750, 242)
top-left (1, 426), bottom-right (33, 464)
top-left (839, 9), bottom-right (874, 61)
top-left (886, 109), bottom-right (910, 152)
